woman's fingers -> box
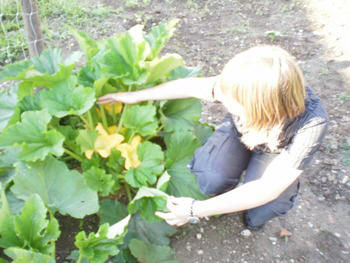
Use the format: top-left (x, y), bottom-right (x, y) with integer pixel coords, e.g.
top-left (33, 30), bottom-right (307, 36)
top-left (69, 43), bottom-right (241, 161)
top-left (155, 211), bottom-right (176, 220)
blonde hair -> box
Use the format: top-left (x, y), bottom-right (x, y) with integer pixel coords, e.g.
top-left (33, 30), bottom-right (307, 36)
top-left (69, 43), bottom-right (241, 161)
top-left (220, 45), bottom-right (306, 132)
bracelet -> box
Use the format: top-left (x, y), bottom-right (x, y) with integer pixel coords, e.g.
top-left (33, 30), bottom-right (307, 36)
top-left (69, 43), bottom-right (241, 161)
top-left (188, 199), bottom-right (200, 224)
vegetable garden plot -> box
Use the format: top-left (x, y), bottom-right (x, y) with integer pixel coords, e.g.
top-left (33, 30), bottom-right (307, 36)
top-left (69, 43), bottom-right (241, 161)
top-left (0, 20), bottom-right (213, 262)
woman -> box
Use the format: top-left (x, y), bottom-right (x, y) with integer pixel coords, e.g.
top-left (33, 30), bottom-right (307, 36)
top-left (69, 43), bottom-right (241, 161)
top-left (98, 45), bottom-right (328, 230)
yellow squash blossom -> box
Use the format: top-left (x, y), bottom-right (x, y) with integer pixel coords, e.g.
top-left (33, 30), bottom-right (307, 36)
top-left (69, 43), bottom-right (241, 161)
top-left (116, 135), bottom-right (142, 170)
top-left (84, 123), bottom-right (124, 159)
top-left (104, 103), bottom-right (123, 114)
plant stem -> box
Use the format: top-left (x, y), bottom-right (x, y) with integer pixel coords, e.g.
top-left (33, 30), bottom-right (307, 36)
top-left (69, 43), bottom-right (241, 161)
top-left (64, 148), bottom-right (84, 163)
top-left (80, 115), bottom-right (90, 130)
top-left (125, 183), bottom-right (132, 202)
top-left (99, 105), bottom-right (109, 131)
top-left (77, 254), bottom-right (83, 263)
top-left (87, 110), bottom-right (94, 129)
top-left (112, 104), bottom-right (117, 124)
top-left (117, 85), bottom-right (132, 133)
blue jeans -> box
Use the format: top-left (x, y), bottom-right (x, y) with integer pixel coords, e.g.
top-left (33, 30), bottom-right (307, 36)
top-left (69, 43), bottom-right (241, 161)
top-left (188, 117), bottom-right (300, 229)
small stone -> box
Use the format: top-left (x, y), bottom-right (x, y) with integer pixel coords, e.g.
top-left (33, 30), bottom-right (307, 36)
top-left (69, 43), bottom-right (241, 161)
top-left (321, 177), bottom-right (327, 183)
top-left (241, 229), bottom-right (252, 237)
top-left (335, 194), bottom-right (342, 200)
top-left (186, 245), bottom-right (191, 251)
top-left (318, 196), bottom-right (326, 201)
top-left (269, 237), bottom-right (277, 242)
top-left (308, 222), bottom-right (313, 228)
top-left (197, 249), bottom-right (204, 255)
top-left (196, 233), bottom-right (202, 240)
top-left (200, 227), bottom-right (204, 233)
top-left (334, 232), bottom-right (341, 238)
top-left (341, 176), bottom-right (349, 184)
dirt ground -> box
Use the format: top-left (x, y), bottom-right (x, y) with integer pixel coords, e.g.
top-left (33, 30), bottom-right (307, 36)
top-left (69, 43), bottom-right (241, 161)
top-left (3, 0), bottom-right (350, 262)
top-left (94, 1), bottom-right (350, 262)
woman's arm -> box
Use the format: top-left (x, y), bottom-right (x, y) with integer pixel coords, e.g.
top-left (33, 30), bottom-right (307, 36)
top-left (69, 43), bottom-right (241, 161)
top-left (98, 76), bottom-right (218, 105)
top-left (156, 155), bottom-right (302, 226)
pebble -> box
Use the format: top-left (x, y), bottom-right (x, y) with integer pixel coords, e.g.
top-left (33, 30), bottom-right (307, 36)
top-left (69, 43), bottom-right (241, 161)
top-left (321, 176), bottom-right (327, 183)
top-left (196, 233), bottom-right (202, 240)
top-left (342, 175), bottom-right (349, 184)
top-left (200, 227), bottom-right (204, 233)
top-left (186, 244), bottom-right (191, 251)
top-left (269, 237), bottom-right (277, 242)
top-left (308, 222), bottom-right (313, 228)
top-left (269, 237), bottom-right (277, 245)
top-left (197, 249), bottom-right (204, 255)
top-left (241, 229), bottom-right (252, 237)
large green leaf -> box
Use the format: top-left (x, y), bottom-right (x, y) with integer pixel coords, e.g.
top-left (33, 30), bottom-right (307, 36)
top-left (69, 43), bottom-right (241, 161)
top-left (83, 167), bottom-right (116, 197)
top-left (11, 157), bottom-right (99, 218)
top-left (125, 214), bottom-right (176, 246)
top-left (145, 19), bottom-right (179, 60)
top-left (168, 65), bottom-right (202, 80)
top-left (161, 98), bottom-right (201, 132)
top-left (0, 187), bottom-right (60, 255)
top-left (40, 76), bottom-right (96, 118)
top-left (4, 248), bottom-right (54, 263)
top-left (128, 187), bottom-right (168, 222)
top-left (143, 54), bottom-right (184, 83)
top-left (75, 223), bottom-right (121, 263)
top-left (31, 48), bottom-right (63, 74)
top-left (18, 93), bottom-right (42, 112)
top-left (71, 30), bottom-right (99, 63)
top-left (14, 194), bottom-right (60, 254)
top-left (129, 239), bottom-right (177, 263)
top-left (165, 132), bottom-right (206, 199)
top-left (126, 142), bottom-right (164, 188)
top-left (122, 105), bottom-right (158, 136)
top-left (97, 200), bottom-right (128, 225)
top-left (0, 148), bottom-right (20, 168)
top-left (0, 184), bottom-right (23, 249)
top-left (0, 86), bottom-right (18, 132)
top-left (0, 110), bottom-right (65, 162)
top-left (0, 59), bottom-right (32, 82)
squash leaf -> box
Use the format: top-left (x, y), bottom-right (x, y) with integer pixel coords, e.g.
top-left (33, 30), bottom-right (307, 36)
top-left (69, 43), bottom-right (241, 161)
top-left (122, 105), bottom-right (158, 137)
top-left (125, 142), bottom-right (164, 188)
top-left (0, 110), bottom-right (65, 162)
top-left (11, 157), bottom-right (98, 218)
top-left (128, 187), bottom-right (168, 222)
top-left (75, 223), bottom-right (122, 263)
top-left (40, 76), bottom-right (96, 118)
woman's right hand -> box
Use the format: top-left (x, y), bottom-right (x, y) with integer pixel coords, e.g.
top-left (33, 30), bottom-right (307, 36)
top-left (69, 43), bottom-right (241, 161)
top-left (98, 92), bottom-right (140, 105)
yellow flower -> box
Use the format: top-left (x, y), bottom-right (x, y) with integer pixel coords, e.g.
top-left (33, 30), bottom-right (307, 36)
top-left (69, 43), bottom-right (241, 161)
top-left (116, 135), bottom-right (142, 170)
top-left (85, 123), bottom-right (124, 159)
top-left (104, 103), bottom-right (123, 114)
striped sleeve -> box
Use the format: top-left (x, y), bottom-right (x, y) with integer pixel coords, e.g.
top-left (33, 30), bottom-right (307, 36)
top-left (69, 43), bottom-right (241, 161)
top-left (282, 120), bottom-right (328, 170)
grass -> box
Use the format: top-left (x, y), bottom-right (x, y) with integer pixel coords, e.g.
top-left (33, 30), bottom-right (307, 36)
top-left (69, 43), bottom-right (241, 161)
top-left (343, 139), bottom-right (350, 166)
top-left (0, 0), bottom-right (119, 64)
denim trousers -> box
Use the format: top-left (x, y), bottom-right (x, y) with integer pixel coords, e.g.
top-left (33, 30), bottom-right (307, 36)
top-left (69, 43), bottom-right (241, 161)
top-left (188, 117), bottom-right (300, 228)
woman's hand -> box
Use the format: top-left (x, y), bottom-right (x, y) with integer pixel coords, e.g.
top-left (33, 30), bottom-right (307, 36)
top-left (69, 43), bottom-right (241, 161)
top-left (155, 196), bottom-right (194, 226)
top-left (98, 92), bottom-right (140, 105)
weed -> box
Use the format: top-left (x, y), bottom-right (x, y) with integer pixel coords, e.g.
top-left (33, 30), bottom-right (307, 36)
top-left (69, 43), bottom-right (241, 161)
top-left (265, 31), bottom-right (281, 41)
top-left (339, 93), bottom-right (350, 101)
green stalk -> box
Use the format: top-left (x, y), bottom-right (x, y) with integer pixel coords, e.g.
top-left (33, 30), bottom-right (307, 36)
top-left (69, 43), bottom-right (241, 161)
top-left (87, 110), bottom-right (94, 129)
top-left (99, 105), bottom-right (109, 131)
top-left (77, 254), bottom-right (83, 263)
top-left (117, 85), bottom-right (132, 132)
top-left (64, 148), bottom-right (84, 163)
top-left (117, 104), bottom-right (127, 133)
top-left (125, 183), bottom-right (132, 202)
top-left (112, 104), bottom-right (117, 124)
top-left (80, 115), bottom-right (91, 130)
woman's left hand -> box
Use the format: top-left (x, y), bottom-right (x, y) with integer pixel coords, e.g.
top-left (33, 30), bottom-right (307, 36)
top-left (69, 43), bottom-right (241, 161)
top-left (155, 196), bottom-right (194, 226)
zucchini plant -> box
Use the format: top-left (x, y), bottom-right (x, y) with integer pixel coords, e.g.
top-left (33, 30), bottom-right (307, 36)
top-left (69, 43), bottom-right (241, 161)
top-left (0, 20), bottom-right (212, 262)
